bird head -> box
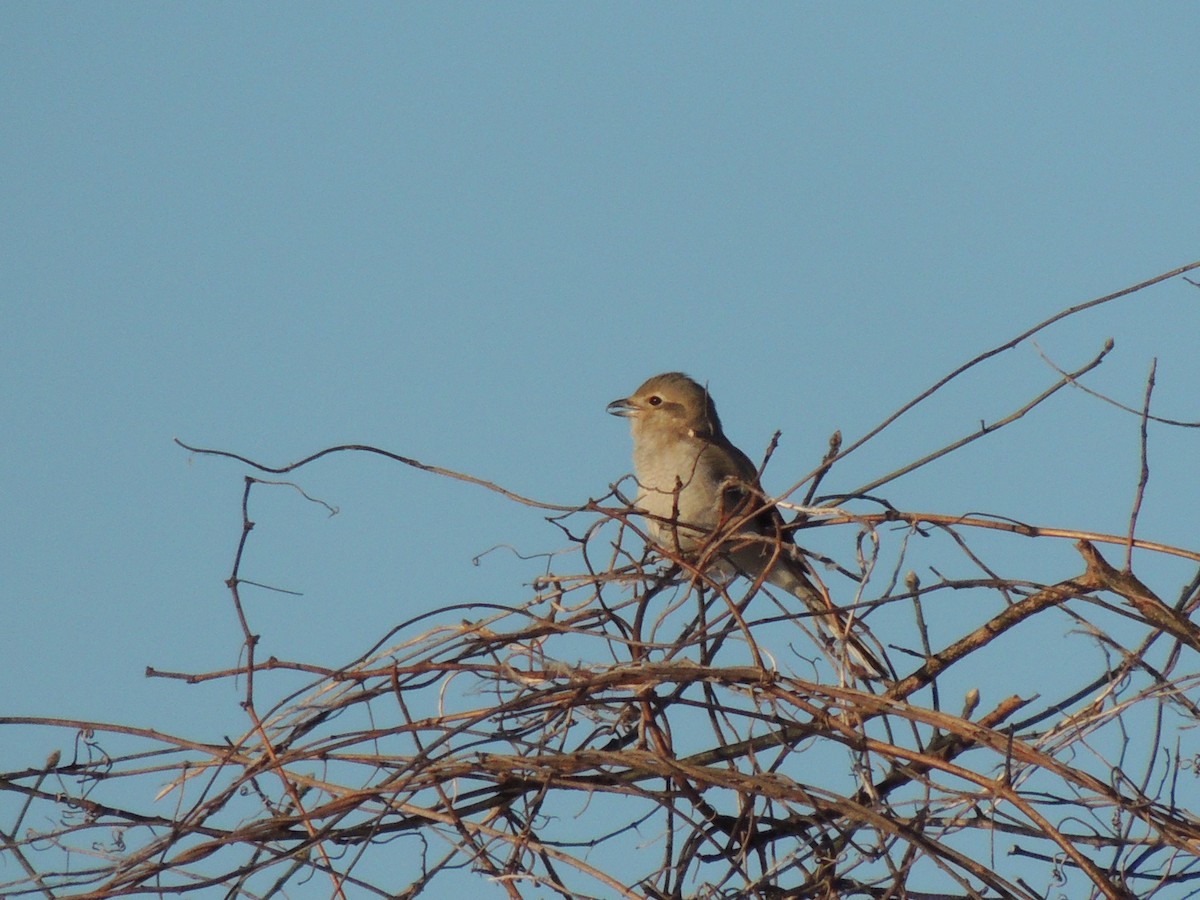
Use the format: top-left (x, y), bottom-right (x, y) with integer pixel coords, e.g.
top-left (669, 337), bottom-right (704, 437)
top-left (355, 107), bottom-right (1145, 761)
top-left (606, 372), bottom-right (723, 441)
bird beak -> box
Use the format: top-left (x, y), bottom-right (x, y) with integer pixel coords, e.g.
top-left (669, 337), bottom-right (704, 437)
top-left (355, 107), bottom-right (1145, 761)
top-left (606, 397), bottom-right (638, 418)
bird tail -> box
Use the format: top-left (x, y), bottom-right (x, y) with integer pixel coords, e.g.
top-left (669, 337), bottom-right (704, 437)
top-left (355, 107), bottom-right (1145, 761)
top-left (755, 552), bottom-right (890, 680)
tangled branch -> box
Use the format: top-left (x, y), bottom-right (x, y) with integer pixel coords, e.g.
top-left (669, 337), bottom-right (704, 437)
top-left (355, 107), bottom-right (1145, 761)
top-left (3, 263), bottom-right (1200, 899)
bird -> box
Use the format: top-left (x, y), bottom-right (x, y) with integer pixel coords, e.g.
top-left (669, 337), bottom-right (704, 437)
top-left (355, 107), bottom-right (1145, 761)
top-left (607, 372), bottom-right (887, 678)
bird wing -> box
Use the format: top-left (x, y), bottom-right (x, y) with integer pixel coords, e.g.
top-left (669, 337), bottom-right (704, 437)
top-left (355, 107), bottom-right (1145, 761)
top-left (704, 436), bottom-right (798, 548)
top-left (699, 437), bottom-right (889, 679)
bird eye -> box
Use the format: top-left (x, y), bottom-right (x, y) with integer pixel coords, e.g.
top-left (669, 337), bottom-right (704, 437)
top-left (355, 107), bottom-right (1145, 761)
top-left (647, 395), bottom-right (662, 406)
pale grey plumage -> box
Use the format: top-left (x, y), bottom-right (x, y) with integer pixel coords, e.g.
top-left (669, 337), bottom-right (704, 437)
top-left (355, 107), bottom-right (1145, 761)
top-left (608, 372), bottom-right (887, 678)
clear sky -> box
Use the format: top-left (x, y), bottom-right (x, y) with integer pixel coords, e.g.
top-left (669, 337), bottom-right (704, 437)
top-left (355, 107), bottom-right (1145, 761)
top-left (3, 4), bottom-right (1199, 893)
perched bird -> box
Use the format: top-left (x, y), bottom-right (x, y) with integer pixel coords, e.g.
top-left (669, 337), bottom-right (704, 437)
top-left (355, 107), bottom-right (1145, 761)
top-left (608, 372), bottom-right (887, 678)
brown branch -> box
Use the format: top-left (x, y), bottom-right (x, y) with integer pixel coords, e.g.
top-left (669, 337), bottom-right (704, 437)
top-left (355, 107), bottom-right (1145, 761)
top-left (778, 258), bottom-right (1200, 500)
top-left (5, 269), bottom-right (1199, 898)
top-left (843, 338), bottom-right (1112, 499)
top-left (1076, 539), bottom-right (1200, 652)
top-left (174, 439), bottom-right (578, 512)
top-left (1034, 341), bottom-right (1198, 427)
top-left (1126, 359), bottom-right (1156, 569)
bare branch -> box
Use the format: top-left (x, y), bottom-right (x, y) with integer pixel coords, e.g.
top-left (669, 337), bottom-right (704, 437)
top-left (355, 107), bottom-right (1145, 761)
top-left (4, 269), bottom-right (1199, 898)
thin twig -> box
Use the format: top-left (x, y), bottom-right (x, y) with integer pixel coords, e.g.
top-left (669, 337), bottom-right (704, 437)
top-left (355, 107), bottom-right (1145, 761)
top-left (1126, 359), bottom-right (1156, 571)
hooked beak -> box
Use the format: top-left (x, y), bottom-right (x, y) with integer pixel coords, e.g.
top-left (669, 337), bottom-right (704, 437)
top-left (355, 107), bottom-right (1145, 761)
top-left (606, 397), bottom-right (638, 418)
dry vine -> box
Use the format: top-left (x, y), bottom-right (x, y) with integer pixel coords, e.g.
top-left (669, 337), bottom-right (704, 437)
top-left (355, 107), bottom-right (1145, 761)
top-left (3, 263), bottom-right (1200, 899)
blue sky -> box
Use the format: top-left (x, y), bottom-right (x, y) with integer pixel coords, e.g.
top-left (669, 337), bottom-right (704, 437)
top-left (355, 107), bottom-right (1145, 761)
top-left (3, 4), bottom-right (1199, 893)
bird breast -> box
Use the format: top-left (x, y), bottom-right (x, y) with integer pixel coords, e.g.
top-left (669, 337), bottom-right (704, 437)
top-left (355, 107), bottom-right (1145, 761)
top-left (631, 436), bottom-right (724, 550)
